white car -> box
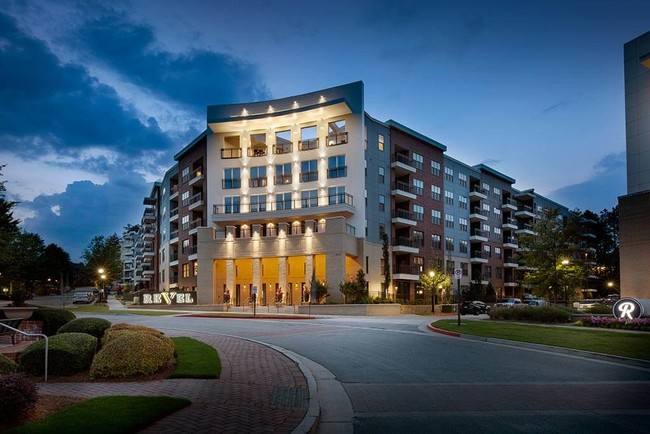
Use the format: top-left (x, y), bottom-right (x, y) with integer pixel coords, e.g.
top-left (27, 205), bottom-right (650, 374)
top-left (495, 298), bottom-right (523, 308)
top-left (72, 291), bottom-right (94, 304)
top-left (573, 300), bottom-right (599, 311)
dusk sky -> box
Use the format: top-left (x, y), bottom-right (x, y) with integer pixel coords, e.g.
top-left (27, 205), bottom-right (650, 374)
top-left (2, 0), bottom-right (648, 261)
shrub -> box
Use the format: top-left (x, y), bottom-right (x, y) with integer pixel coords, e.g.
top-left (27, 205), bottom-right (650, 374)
top-left (586, 304), bottom-right (613, 315)
top-left (58, 317), bottom-right (112, 340)
top-left (29, 308), bottom-right (76, 336)
top-left (0, 372), bottom-right (38, 424)
top-left (90, 332), bottom-right (174, 379)
top-left (0, 354), bottom-right (17, 374)
top-left (576, 316), bottom-right (650, 331)
top-left (103, 323), bottom-right (171, 347)
top-left (489, 306), bottom-right (572, 323)
top-left (19, 333), bottom-right (97, 376)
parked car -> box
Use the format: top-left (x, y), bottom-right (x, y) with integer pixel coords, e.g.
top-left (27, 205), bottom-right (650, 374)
top-left (600, 294), bottom-right (620, 306)
top-left (495, 298), bottom-right (523, 308)
top-left (572, 299), bottom-right (599, 311)
top-left (72, 291), bottom-right (95, 304)
top-left (525, 299), bottom-right (549, 307)
top-left (460, 301), bottom-right (491, 315)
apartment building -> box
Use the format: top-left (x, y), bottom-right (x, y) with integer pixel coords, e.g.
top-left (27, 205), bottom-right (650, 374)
top-left (127, 81), bottom-right (581, 305)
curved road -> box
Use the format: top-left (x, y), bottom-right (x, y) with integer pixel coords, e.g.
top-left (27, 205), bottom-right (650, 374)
top-left (75, 311), bottom-right (650, 433)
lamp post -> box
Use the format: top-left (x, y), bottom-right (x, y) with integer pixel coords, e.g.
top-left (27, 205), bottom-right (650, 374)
top-left (98, 268), bottom-right (106, 302)
top-left (561, 259), bottom-right (569, 306)
top-left (429, 271), bottom-right (435, 313)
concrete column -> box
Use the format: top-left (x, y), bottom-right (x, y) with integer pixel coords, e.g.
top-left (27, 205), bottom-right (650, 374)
top-left (279, 256), bottom-right (288, 303)
top-left (327, 252), bottom-right (346, 303)
top-left (253, 258), bottom-right (261, 295)
top-left (226, 259), bottom-right (235, 297)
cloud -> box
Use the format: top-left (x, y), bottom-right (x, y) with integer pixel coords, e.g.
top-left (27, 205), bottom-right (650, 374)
top-left (550, 152), bottom-right (625, 212)
top-left (542, 100), bottom-right (570, 114)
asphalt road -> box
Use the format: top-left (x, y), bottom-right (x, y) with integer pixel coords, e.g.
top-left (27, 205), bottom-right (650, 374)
top-left (75, 312), bottom-right (650, 434)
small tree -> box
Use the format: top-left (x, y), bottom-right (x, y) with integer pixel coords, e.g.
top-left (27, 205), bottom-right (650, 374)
top-left (419, 269), bottom-right (452, 307)
top-left (339, 270), bottom-right (368, 304)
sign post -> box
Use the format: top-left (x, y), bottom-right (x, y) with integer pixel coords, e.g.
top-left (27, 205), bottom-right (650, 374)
top-left (252, 286), bottom-right (257, 316)
top-left (454, 268), bottom-right (462, 326)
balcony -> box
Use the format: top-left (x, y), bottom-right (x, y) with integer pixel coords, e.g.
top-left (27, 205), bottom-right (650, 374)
top-left (515, 205), bottom-right (536, 219)
top-left (221, 148), bottom-right (242, 159)
top-left (469, 229), bottom-right (488, 242)
top-left (469, 186), bottom-right (488, 200)
top-left (300, 171), bottom-right (319, 183)
top-left (390, 153), bottom-right (417, 175)
top-left (391, 209), bottom-right (417, 227)
top-left (469, 207), bottom-right (488, 221)
top-left (470, 251), bottom-right (489, 264)
top-left (248, 146), bottom-right (268, 157)
top-left (392, 237), bottom-right (420, 254)
top-left (504, 277), bottom-right (518, 287)
top-left (502, 198), bottom-right (518, 211)
top-left (515, 224), bottom-right (536, 236)
top-left (327, 132), bottom-right (348, 147)
top-left (393, 264), bottom-right (421, 281)
top-left (143, 231), bottom-right (154, 241)
top-left (170, 207), bottom-right (179, 221)
top-left (502, 218), bottom-right (518, 230)
top-left (391, 180), bottom-right (417, 201)
top-left (188, 192), bottom-right (203, 211)
top-left (142, 210), bottom-right (155, 223)
top-left (170, 185), bottom-right (179, 200)
top-left (273, 143), bottom-right (293, 154)
top-left (503, 237), bottom-right (518, 249)
top-left (249, 177), bottom-right (268, 188)
top-left (299, 138), bottom-right (319, 151)
top-left (170, 230), bottom-right (179, 244)
top-left (503, 258), bottom-right (519, 268)
top-left (188, 169), bottom-right (203, 186)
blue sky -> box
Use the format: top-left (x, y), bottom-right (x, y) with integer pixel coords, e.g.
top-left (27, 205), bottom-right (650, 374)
top-left (1, 0), bottom-right (647, 261)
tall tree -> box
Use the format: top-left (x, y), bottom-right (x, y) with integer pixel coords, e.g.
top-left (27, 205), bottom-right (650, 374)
top-left (81, 234), bottom-right (122, 285)
top-left (5, 232), bottom-right (46, 291)
top-left (0, 164), bottom-right (20, 267)
top-left (39, 243), bottom-right (72, 291)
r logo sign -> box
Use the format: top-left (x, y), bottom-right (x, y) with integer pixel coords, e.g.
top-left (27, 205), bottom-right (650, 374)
top-left (612, 298), bottom-right (644, 320)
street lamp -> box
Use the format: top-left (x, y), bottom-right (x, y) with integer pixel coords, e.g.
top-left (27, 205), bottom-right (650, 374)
top-left (98, 268), bottom-right (106, 302)
top-left (429, 271), bottom-right (435, 313)
top-left (561, 260), bottom-right (569, 305)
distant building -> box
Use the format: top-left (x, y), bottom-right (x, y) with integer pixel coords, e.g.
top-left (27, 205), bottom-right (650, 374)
top-left (132, 81), bottom-right (583, 305)
top-left (619, 31), bottom-right (650, 299)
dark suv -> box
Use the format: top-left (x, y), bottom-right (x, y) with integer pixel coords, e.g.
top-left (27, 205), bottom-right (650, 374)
top-left (460, 301), bottom-right (490, 315)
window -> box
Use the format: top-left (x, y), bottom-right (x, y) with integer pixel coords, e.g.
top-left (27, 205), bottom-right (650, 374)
top-left (327, 120), bottom-right (347, 146)
top-left (378, 134), bottom-right (384, 151)
top-left (249, 165), bottom-right (267, 188)
top-left (484, 266), bottom-right (492, 279)
top-left (493, 187), bottom-right (501, 199)
top-left (181, 215), bottom-right (189, 229)
top-left (250, 194), bottom-right (266, 212)
top-left (225, 196), bottom-right (240, 214)
top-left (431, 160), bottom-right (441, 176)
top-left (223, 168), bottom-right (241, 189)
top-left (459, 195), bottom-right (468, 209)
top-left (300, 159), bottom-right (318, 182)
top-left (494, 208), bottom-right (501, 218)
top-left (431, 185), bottom-right (441, 200)
top-left (275, 163), bottom-right (292, 185)
top-left (300, 126), bottom-right (318, 150)
top-left (495, 247), bottom-right (502, 259)
top-left (445, 237), bottom-right (454, 252)
top-left (413, 204), bottom-right (424, 221)
top-left (379, 195), bottom-right (385, 211)
top-left (459, 240), bottom-right (469, 253)
top-left (482, 223), bottom-right (491, 233)
top-left (459, 172), bottom-right (468, 187)
top-left (483, 244), bottom-right (491, 257)
top-left (494, 227), bottom-right (502, 237)
top-left (445, 167), bottom-right (454, 182)
top-left (414, 256), bottom-right (424, 273)
top-left (413, 231), bottom-right (424, 247)
top-left (445, 213), bottom-right (454, 228)
top-left (276, 192), bottom-right (292, 210)
top-left (181, 167), bottom-right (190, 182)
top-left (482, 203), bottom-right (490, 212)
top-left (328, 155), bottom-right (347, 178)
top-left (193, 261), bottom-right (198, 276)
top-left (446, 260), bottom-right (455, 275)
top-left (182, 263), bottom-right (190, 278)
top-left (301, 190), bottom-right (318, 208)
top-left (496, 267), bottom-right (503, 279)
top-left (413, 179), bottom-right (423, 195)
top-left (222, 136), bottom-right (242, 158)
top-left (274, 130), bottom-right (292, 154)
top-left (459, 217), bottom-right (468, 232)
top-left (482, 182), bottom-right (490, 195)
top-left (461, 262), bottom-right (469, 276)
top-left (412, 152), bottom-right (423, 170)
top-left (328, 186), bottom-right (346, 204)
top-left (432, 234), bottom-right (442, 249)
top-left (378, 166), bottom-right (385, 183)
top-left (431, 209), bottom-right (441, 225)
top-left (445, 190), bottom-right (454, 205)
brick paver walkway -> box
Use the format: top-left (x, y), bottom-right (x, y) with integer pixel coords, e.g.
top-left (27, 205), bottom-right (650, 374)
top-left (38, 331), bottom-right (310, 433)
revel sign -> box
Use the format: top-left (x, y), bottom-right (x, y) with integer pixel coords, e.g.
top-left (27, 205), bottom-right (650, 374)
top-left (141, 291), bottom-right (197, 306)
top-left (612, 298), bottom-right (649, 320)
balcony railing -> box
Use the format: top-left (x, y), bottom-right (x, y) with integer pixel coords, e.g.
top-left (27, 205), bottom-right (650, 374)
top-left (222, 179), bottom-right (242, 189)
top-left (392, 237), bottom-right (419, 248)
top-left (392, 209), bottom-right (414, 220)
top-left (213, 193), bottom-right (353, 214)
top-left (248, 147), bottom-right (268, 157)
top-left (182, 192), bottom-right (203, 207)
top-left (299, 138), bottom-right (319, 151)
top-left (274, 174), bottom-right (293, 185)
top-left (249, 177), bottom-right (268, 188)
top-left (327, 166), bottom-right (347, 179)
top-left (471, 186), bottom-right (488, 195)
top-left (170, 230), bottom-right (179, 239)
top-left (182, 218), bottom-right (202, 231)
top-left (392, 153), bottom-right (415, 168)
top-left (471, 229), bottom-right (488, 238)
top-left (183, 245), bottom-right (198, 255)
top-left (393, 180), bottom-right (415, 194)
top-left (503, 236), bottom-right (518, 245)
top-left (470, 207), bottom-right (488, 217)
top-left (327, 132), bottom-right (348, 146)
top-left (504, 198), bottom-right (518, 207)
top-left (518, 205), bottom-right (534, 213)
top-left (504, 218), bottom-right (518, 226)
top-left (300, 171), bottom-right (318, 182)
top-left (221, 148), bottom-right (242, 159)
top-left (471, 251), bottom-right (489, 260)
top-left (393, 265), bottom-right (421, 275)
top-left (273, 143), bottom-right (293, 154)
top-left (182, 167), bottom-right (202, 184)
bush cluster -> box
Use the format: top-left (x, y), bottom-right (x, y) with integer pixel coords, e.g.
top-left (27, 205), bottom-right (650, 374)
top-left (576, 316), bottom-right (650, 331)
top-left (0, 354), bottom-right (17, 375)
top-left (19, 332), bottom-right (97, 376)
top-left (29, 308), bottom-right (76, 336)
top-left (0, 373), bottom-right (38, 424)
top-left (586, 304), bottom-right (613, 315)
top-left (90, 330), bottom-right (174, 379)
top-left (489, 306), bottom-right (572, 323)
top-left (58, 317), bottom-right (112, 340)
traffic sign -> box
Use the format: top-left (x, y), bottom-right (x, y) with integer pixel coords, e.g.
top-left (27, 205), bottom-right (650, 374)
top-left (454, 268), bottom-right (462, 280)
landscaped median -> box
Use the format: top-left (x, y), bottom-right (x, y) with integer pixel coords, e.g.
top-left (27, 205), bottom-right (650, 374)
top-left (430, 319), bottom-right (650, 361)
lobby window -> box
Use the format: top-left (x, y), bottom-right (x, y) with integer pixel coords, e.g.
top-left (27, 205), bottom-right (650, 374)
top-left (328, 186), bottom-right (346, 205)
top-left (432, 209), bottom-right (441, 225)
top-left (459, 239), bottom-right (469, 253)
top-left (275, 163), bottom-right (292, 185)
top-left (431, 160), bottom-right (441, 176)
top-left (276, 192), bottom-right (292, 210)
top-left (379, 194), bottom-right (385, 211)
top-left (224, 196), bottom-right (240, 214)
top-left (413, 204), bottom-right (424, 221)
top-left (459, 195), bottom-right (468, 209)
top-left (445, 237), bottom-right (454, 252)
top-left (274, 130), bottom-right (292, 154)
top-left (445, 167), bottom-right (454, 182)
top-left (413, 230), bottom-right (424, 247)
top-left (459, 172), bottom-right (468, 187)
top-left (378, 134), bottom-right (384, 151)
top-left (412, 152), bottom-right (423, 170)
top-left (249, 165), bottom-right (267, 188)
top-left (300, 126), bottom-right (319, 150)
top-left (445, 190), bottom-right (454, 205)
top-left (327, 120), bottom-right (347, 146)
top-left (301, 189), bottom-right (318, 208)
top-left (250, 194), bottom-right (267, 212)
top-left (413, 179), bottom-right (423, 195)
top-left (223, 167), bottom-right (241, 189)
top-left (300, 159), bottom-right (318, 182)
top-left (445, 213), bottom-right (454, 228)
top-left (431, 185), bottom-right (441, 201)
top-left (328, 155), bottom-right (347, 179)
top-left (459, 217), bottom-right (468, 232)
top-left (378, 166), bottom-right (385, 183)
top-left (432, 234), bottom-right (442, 249)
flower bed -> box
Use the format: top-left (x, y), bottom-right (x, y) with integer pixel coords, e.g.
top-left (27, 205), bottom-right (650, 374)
top-left (576, 316), bottom-right (650, 331)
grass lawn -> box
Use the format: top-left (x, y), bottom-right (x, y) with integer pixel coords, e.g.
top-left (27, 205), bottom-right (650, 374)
top-left (432, 320), bottom-right (650, 360)
top-left (7, 396), bottom-right (191, 434)
top-left (171, 337), bottom-right (221, 378)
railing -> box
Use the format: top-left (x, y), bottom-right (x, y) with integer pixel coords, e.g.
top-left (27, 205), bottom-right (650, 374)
top-left (222, 179), bottom-right (242, 189)
top-left (273, 143), bottom-right (293, 154)
top-left (221, 148), bottom-right (242, 159)
top-left (503, 236), bottom-right (518, 245)
top-left (392, 153), bottom-right (415, 168)
top-left (519, 224), bottom-right (534, 232)
top-left (518, 205), bottom-right (534, 213)
top-left (504, 198), bottom-right (518, 207)
top-left (248, 147), bottom-right (268, 157)
top-left (471, 251), bottom-right (489, 260)
top-left (504, 257), bottom-right (517, 264)
top-left (182, 192), bottom-right (202, 207)
top-left (182, 218), bottom-right (202, 231)
top-left (327, 166), bottom-right (347, 178)
top-left (170, 230), bottom-right (179, 239)
top-left (393, 180), bottom-right (414, 194)
top-left (213, 193), bottom-right (354, 214)
top-left (274, 174), bottom-right (293, 185)
top-left (392, 237), bottom-right (419, 247)
top-left (470, 207), bottom-right (488, 216)
top-left (249, 177), bottom-right (268, 188)
top-left (327, 132), bottom-right (348, 146)
top-left (471, 229), bottom-right (488, 238)
top-left (471, 186), bottom-right (488, 195)
top-left (393, 209), bottom-right (414, 220)
top-left (182, 167), bottom-right (202, 183)
top-left (170, 208), bottom-right (179, 218)
top-left (393, 264), bottom-right (421, 274)
top-left (183, 245), bottom-right (198, 255)
top-left (504, 218), bottom-right (518, 226)
top-left (300, 171), bottom-right (318, 182)
top-left (0, 322), bottom-right (48, 382)
top-left (299, 138), bottom-right (319, 151)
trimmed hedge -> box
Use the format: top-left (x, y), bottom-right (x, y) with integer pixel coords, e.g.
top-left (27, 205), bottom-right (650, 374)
top-left (58, 317), bottom-right (112, 340)
top-left (90, 331), bottom-right (174, 379)
top-left (0, 353), bottom-right (17, 374)
top-left (19, 332), bottom-right (97, 376)
top-left (29, 308), bottom-right (76, 336)
top-left (489, 306), bottom-right (572, 323)
top-left (0, 373), bottom-right (37, 424)
top-left (102, 323), bottom-right (173, 351)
